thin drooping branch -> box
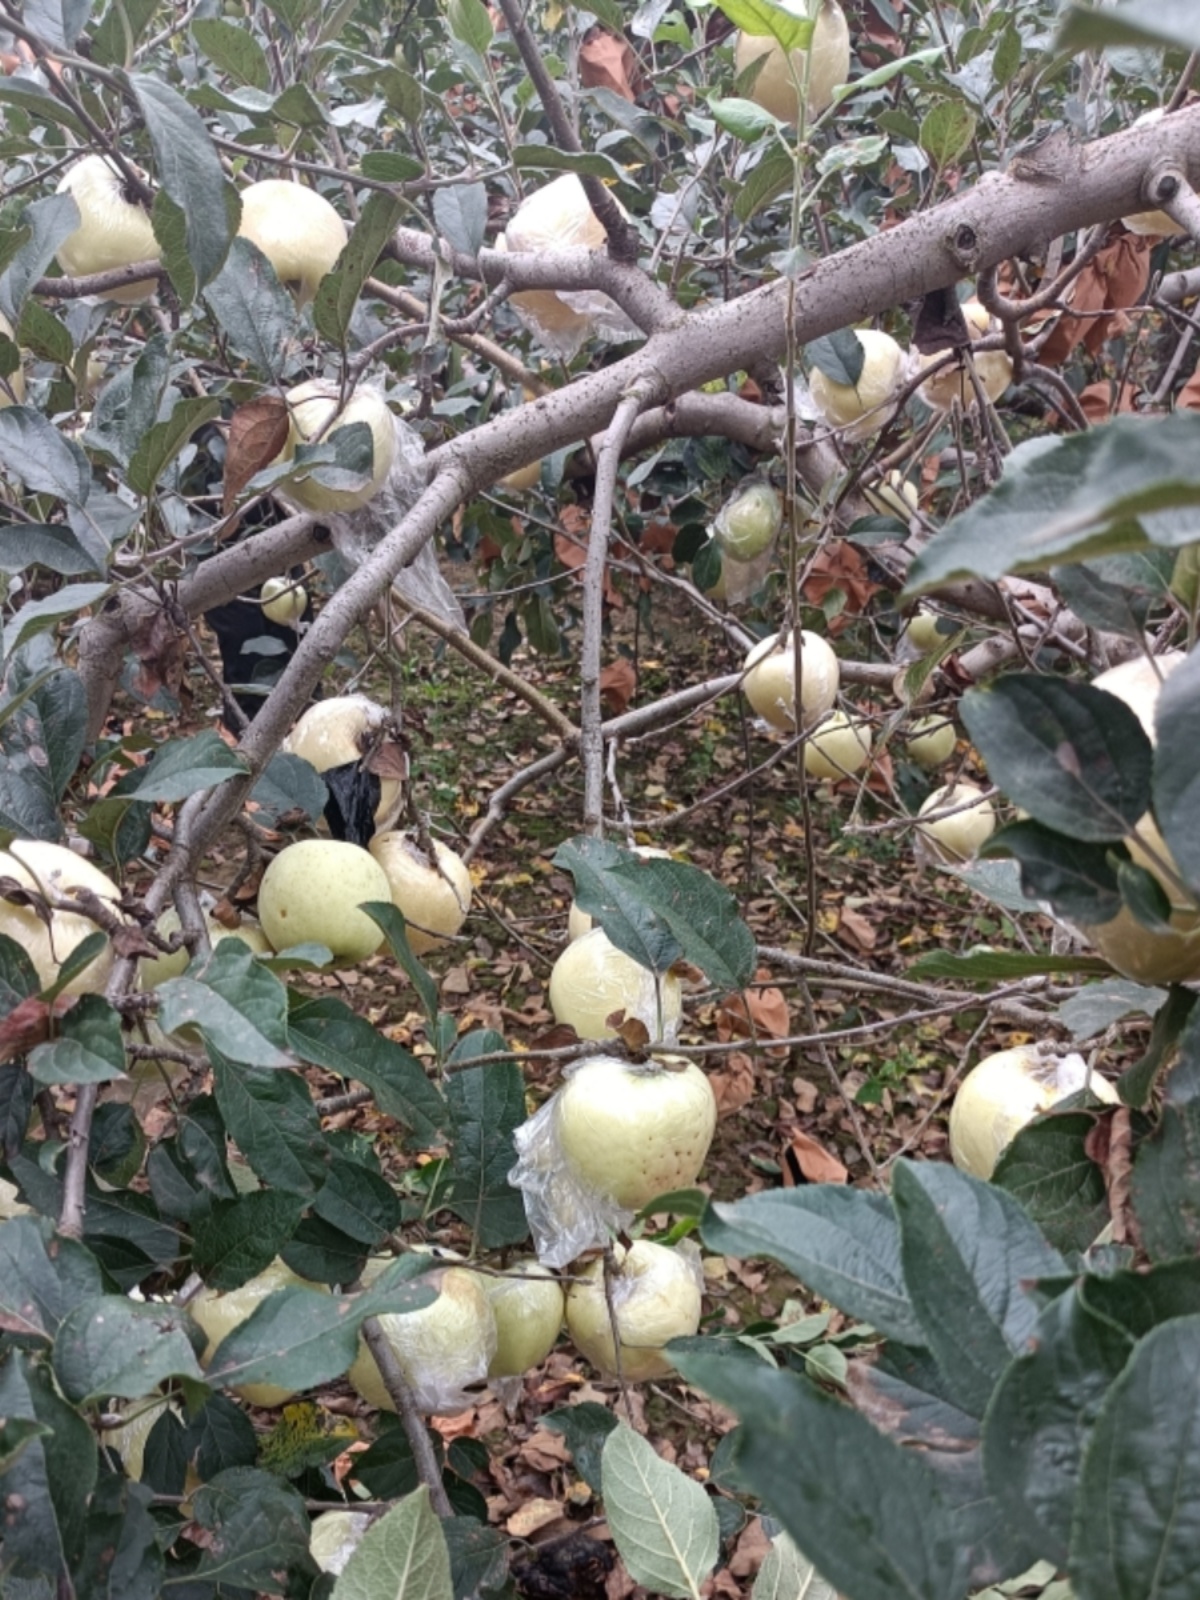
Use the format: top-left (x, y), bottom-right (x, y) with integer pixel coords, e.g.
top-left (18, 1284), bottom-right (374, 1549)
top-left (359, 1317), bottom-right (453, 1517)
top-left (580, 382), bottom-right (660, 832)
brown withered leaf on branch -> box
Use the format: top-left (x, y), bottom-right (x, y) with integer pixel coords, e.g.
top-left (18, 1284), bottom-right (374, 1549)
top-left (579, 26), bottom-right (643, 102)
top-left (599, 658), bottom-right (637, 716)
top-left (716, 978), bottom-right (790, 1060)
top-left (1037, 236), bottom-right (1152, 367)
top-left (802, 541), bottom-right (881, 627)
top-left (127, 604), bottom-right (186, 706)
top-left (224, 396), bottom-right (290, 513)
top-left (1078, 380), bottom-right (1141, 422)
top-left (783, 1128), bottom-right (849, 1186)
top-left (0, 995), bottom-right (57, 1063)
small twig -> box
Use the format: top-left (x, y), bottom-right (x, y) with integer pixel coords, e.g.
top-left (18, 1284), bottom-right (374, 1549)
top-left (359, 1317), bottom-right (453, 1517)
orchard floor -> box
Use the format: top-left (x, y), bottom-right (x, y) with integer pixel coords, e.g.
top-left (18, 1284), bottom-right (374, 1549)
top-left (175, 575), bottom-right (1136, 1598)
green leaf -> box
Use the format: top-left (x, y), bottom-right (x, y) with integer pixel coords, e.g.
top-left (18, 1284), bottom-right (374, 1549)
top-left (438, 1036), bottom-right (527, 1248)
top-left (670, 1348), bottom-right (969, 1600)
top-left (210, 1049), bottom-right (328, 1194)
top-left (0, 663), bottom-right (87, 808)
top-left (288, 993), bottom-right (447, 1143)
top-left (920, 101), bottom-right (977, 167)
top-left (0, 1214), bottom-right (106, 1340)
top-left (1053, 552), bottom-right (1173, 638)
top-left (512, 145), bottom-right (629, 181)
top-left (700, 1189), bottom-right (925, 1346)
top-left (91, 0), bottom-right (159, 66)
top-left (893, 1161), bottom-right (1066, 1419)
top-left (711, 95), bottom-right (783, 138)
top-left (542, 1401), bottom-right (618, 1494)
top-left (0, 407), bottom-right (90, 505)
top-left (715, 0), bottom-right (814, 51)
top-left (0, 930), bottom-right (39, 1012)
top-left (127, 395), bottom-right (222, 497)
top-left (0, 1349), bottom-right (97, 1581)
top-left (28, 995), bottom-right (127, 1087)
top-left (908, 948), bottom-right (1109, 983)
top-left (0, 76), bottom-right (86, 136)
top-left (312, 1153), bottom-right (403, 1246)
top-left (250, 752), bottom-right (328, 825)
top-left (128, 72), bottom-right (236, 291)
top-left (363, 900), bottom-right (441, 1022)
top-left (206, 1265), bottom-right (433, 1396)
top-left (312, 188), bottom-right (406, 348)
top-left (1153, 649), bottom-right (1200, 898)
top-left (189, 937), bottom-right (290, 1048)
top-left (433, 182), bottom-right (489, 257)
top-left (203, 237), bottom-right (299, 381)
top-left (992, 1109), bottom-right (1113, 1255)
top-left (734, 146), bottom-right (798, 222)
top-left (1118, 985), bottom-right (1196, 1108)
top-left (602, 1424), bottom-right (720, 1599)
top-left (16, 298), bottom-right (71, 366)
top-left (333, 1485), bottom-right (454, 1600)
top-left (980, 820), bottom-right (1122, 925)
top-left (52, 1295), bottom-right (205, 1402)
top-left (1069, 1314), bottom-right (1200, 1600)
top-left (555, 838), bottom-right (756, 990)
top-left (962, 677), bottom-right (1152, 842)
top-left (1057, 0), bottom-right (1200, 54)
top-left (76, 1473), bottom-right (163, 1600)
top-left (983, 1285), bottom-right (1133, 1565)
top-left (157, 973), bottom-right (292, 1068)
top-left (0, 1414), bottom-right (50, 1477)
top-left (447, 0), bottom-right (494, 54)
top-left (906, 415), bottom-right (1200, 594)
top-left (0, 194), bottom-right (79, 324)
top-left (191, 1190), bottom-right (307, 1286)
top-left (83, 331), bottom-right (169, 471)
top-left (191, 16), bottom-right (271, 87)
top-left (1058, 977), bottom-right (1167, 1042)
top-left (190, 1465), bottom-right (315, 1590)
top-left (753, 1531), bottom-right (837, 1600)
top-left (808, 328), bottom-right (865, 387)
top-left (0, 523), bottom-right (98, 577)
top-left (1130, 1016), bottom-right (1200, 1260)
top-left (360, 150), bottom-right (425, 182)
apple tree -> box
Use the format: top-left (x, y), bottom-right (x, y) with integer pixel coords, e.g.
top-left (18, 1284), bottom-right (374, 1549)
top-left (3, 0), bottom-right (1200, 1596)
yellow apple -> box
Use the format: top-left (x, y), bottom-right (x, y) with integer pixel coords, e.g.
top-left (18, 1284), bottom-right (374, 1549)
top-left (347, 1258), bottom-right (496, 1414)
top-left (279, 380), bottom-right (397, 513)
top-left (257, 839), bottom-right (390, 963)
top-left (237, 179), bottom-right (347, 306)
top-left (0, 840), bottom-right (121, 995)
top-left (566, 1240), bottom-right (703, 1381)
top-left (480, 1261), bottom-right (565, 1378)
top-left (735, 0), bottom-right (851, 125)
top-left (548, 927), bottom-right (683, 1041)
top-left (949, 1045), bottom-right (1119, 1180)
top-left (742, 629), bottom-right (841, 732)
top-left (809, 329), bottom-right (905, 439)
top-left (189, 1258), bottom-right (330, 1406)
top-left (367, 832), bottom-right (472, 955)
top-left (281, 694), bottom-right (403, 832)
top-left (259, 575), bottom-right (307, 627)
top-left (905, 715), bottom-right (957, 770)
top-left (917, 300), bottom-right (1012, 412)
top-left (916, 781), bottom-right (995, 863)
top-left (803, 710), bottom-right (872, 780)
top-left (55, 155), bottom-right (161, 304)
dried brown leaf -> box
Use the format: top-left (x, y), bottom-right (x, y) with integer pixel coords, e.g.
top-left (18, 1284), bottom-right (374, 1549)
top-left (224, 396), bottom-right (290, 513)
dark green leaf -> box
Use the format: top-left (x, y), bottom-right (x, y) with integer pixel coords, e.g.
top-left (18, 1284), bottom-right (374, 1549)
top-left (1153, 648), bottom-right (1200, 898)
top-left (442, 1515), bottom-right (510, 1600)
top-left (1057, 0), bottom-right (1200, 54)
top-left (983, 1285), bottom-right (1133, 1565)
top-left (191, 16), bottom-right (271, 86)
top-left (211, 1049), bottom-right (328, 1195)
top-left (0, 663), bottom-right (87, 805)
top-left (0, 1414), bottom-right (49, 1476)
top-left (0, 1349), bottom-right (97, 1580)
top-left (1053, 552), bottom-right (1172, 638)
top-left (980, 820), bottom-right (1123, 924)
top-left (91, 0), bottom-right (159, 65)
top-left (249, 752), bottom-right (327, 827)
top-left (961, 676), bottom-right (1152, 842)
top-left (281, 1215), bottom-right (367, 1286)
top-left (76, 1473), bottom-right (163, 1600)
top-left (734, 146), bottom-right (795, 221)
top-left (893, 1161), bottom-right (1066, 1418)
top-left (312, 189), bottom-right (406, 347)
top-left (700, 1188), bottom-right (924, 1346)
top-left (1058, 977), bottom-right (1167, 1043)
top-left (190, 1466), bottom-right (315, 1589)
top-left (16, 298), bottom-right (72, 366)
top-left (83, 332), bottom-right (169, 471)
top-left (0, 522), bottom-right (99, 577)
top-left (543, 1402), bottom-right (619, 1495)
top-left (920, 101), bottom-right (977, 167)
top-left (1119, 984), bottom-right (1196, 1108)
top-left (808, 328), bottom-right (866, 388)
top-left (439, 1041), bottom-right (527, 1249)
top-left (0, 194), bottom-right (79, 322)
top-left (363, 900), bottom-right (441, 1022)
top-left (670, 1348), bottom-right (968, 1600)
top-left (52, 1295), bottom-right (204, 1402)
top-left (360, 150), bottom-right (425, 181)
top-left (0, 929), bottom-right (39, 1011)
top-left (206, 1261), bottom-right (434, 1396)
top-left (0, 76), bottom-right (86, 137)
top-left (1069, 1314), bottom-right (1200, 1600)
top-left (41, 932), bottom-right (109, 1006)
top-left (0, 408), bottom-right (91, 505)
top-left (993, 1109), bottom-right (1112, 1254)
top-left (127, 395), bottom-right (222, 496)
top-left (28, 994), bottom-right (127, 1086)
top-left (906, 415), bottom-right (1200, 594)
top-left (312, 1154), bottom-right (403, 1246)
top-left (128, 72), bottom-right (235, 291)
top-left (158, 966), bottom-right (293, 1069)
top-left (180, 1391), bottom-right (256, 1482)
top-left (288, 993), bottom-right (447, 1143)
top-left (1131, 1015), bottom-right (1200, 1260)
top-left (0, 1214), bottom-right (105, 1340)
top-left (191, 1190), bottom-right (307, 1287)
top-left (203, 237), bottom-right (299, 380)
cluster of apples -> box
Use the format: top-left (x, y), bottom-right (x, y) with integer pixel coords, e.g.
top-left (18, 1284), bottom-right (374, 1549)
top-left (46, 155), bottom-right (396, 514)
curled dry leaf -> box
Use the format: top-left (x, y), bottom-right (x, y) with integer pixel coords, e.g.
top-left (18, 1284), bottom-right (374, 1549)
top-left (599, 657), bottom-right (636, 716)
top-left (578, 26), bottom-right (643, 102)
top-left (783, 1129), bottom-right (849, 1186)
top-left (223, 396), bottom-right (291, 512)
top-left (711, 1050), bottom-right (757, 1116)
top-left (802, 541), bottom-right (881, 627)
top-left (1037, 236), bottom-right (1152, 366)
top-left (715, 980), bottom-right (791, 1060)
